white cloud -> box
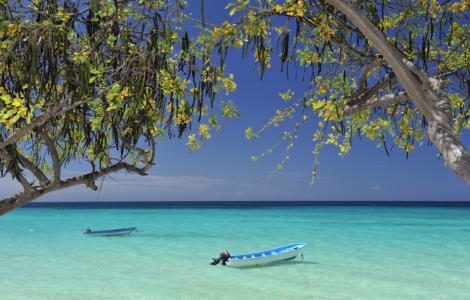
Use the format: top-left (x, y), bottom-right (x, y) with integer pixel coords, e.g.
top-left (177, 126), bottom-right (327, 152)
top-left (104, 174), bottom-right (235, 190)
top-left (370, 185), bottom-right (381, 190)
top-left (36, 174), bottom-right (240, 202)
top-left (1, 171), bottom-right (320, 202)
top-left (0, 172), bottom-right (240, 202)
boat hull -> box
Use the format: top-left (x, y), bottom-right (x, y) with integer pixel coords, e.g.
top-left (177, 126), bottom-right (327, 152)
top-left (227, 243), bottom-right (305, 267)
top-left (83, 227), bottom-right (137, 236)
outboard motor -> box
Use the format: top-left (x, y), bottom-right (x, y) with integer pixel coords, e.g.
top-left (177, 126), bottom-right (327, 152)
top-left (210, 250), bottom-right (230, 265)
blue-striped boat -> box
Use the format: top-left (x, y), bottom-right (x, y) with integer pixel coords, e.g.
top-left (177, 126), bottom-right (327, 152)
top-left (82, 227), bottom-right (137, 236)
top-left (227, 243), bottom-right (306, 267)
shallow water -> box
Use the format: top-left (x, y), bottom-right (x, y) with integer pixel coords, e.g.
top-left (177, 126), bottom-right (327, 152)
top-left (1, 206), bottom-right (470, 299)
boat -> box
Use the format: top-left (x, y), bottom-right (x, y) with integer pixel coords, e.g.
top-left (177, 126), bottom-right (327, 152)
top-left (82, 227), bottom-right (137, 236)
top-left (227, 243), bottom-right (306, 267)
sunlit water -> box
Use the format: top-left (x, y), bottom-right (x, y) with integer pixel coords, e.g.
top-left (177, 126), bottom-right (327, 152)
top-left (1, 205), bottom-right (470, 299)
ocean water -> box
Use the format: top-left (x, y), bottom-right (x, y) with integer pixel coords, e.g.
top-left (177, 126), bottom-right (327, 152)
top-left (1, 204), bottom-right (470, 300)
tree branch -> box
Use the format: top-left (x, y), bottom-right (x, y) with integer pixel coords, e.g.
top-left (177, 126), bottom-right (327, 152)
top-left (0, 149), bottom-right (33, 193)
top-left (344, 91), bottom-right (407, 115)
top-left (348, 71), bottom-right (396, 105)
top-left (325, 0), bottom-right (436, 119)
top-left (326, 0), bottom-right (470, 184)
top-left (428, 121), bottom-right (470, 185)
top-left (37, 129), bottom-right (61, 186)
top-left (17, 153), bottom-right (50, 186)
top-left (16, 171), bottom-right (33, 194)
top-left (356, 63), bottom-right (377, 93)
top-left (0, 150), bottom-right (11, 163)
top-left (0, 162), bottom-right (148, 216)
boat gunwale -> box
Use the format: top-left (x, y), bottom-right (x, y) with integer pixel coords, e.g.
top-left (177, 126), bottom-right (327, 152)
top-left (229, 243), bottom-right (305, 261)
top-left (83, 227), bottom-right (137, 235)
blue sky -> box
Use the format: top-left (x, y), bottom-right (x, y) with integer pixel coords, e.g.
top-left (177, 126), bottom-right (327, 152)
top-left (0, 1), bottom-right (469, 202)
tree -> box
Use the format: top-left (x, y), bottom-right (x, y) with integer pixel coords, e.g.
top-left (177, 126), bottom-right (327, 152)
top-left (207, 0), bottom-right (469, 184)
top-left (0, 0), bottom-right (238, 215)
top-left (1, 0), bottom-right (469, 215)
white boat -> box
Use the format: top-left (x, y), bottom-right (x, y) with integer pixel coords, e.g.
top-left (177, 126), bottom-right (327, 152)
top-left (227, 243), bottom-right (306, 267)
top-left (82, 227), bottom-right (137, 236)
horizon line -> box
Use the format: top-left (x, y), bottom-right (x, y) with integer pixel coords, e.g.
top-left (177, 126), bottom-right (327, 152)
top-left (23, 200), bottom-right (470, 209)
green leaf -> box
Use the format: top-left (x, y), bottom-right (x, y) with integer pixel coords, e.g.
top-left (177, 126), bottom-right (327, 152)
top-left (0, 94), bottom-right (12, 104)
top-left (221, 100), bottom-right (240, 118)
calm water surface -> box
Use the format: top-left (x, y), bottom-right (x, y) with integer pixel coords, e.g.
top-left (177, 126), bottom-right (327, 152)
top-left (1, 205), bottom-right (470, 299)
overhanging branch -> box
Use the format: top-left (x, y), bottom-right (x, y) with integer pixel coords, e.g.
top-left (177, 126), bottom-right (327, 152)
top-left (17, 153), bottom-right (50, 186)
top-left (37, 129), bottom-right (61, 186)
top-left (347, 71), bottom-right (396, 104)
top-left (356, 63), bottom-right (377, 93)
top-left (0, 161), bottom-right (148, 216)
top-left (344, 91), bottom-right (407, 115)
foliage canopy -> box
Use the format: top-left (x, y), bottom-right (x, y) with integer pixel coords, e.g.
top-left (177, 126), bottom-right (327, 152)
top-left (0, 0), bottom-right (237, 214)
top-left (0, 0), bottom-right (469, 214)
top-left (206, 0), bottom-right (469, 183)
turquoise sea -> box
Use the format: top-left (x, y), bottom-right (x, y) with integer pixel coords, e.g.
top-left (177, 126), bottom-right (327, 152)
top-left (1, 203), bottom-right (470, 300)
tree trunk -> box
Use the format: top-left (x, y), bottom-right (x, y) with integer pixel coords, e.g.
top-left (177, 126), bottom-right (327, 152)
top-left (325, 0), bottom-right (470, 184)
